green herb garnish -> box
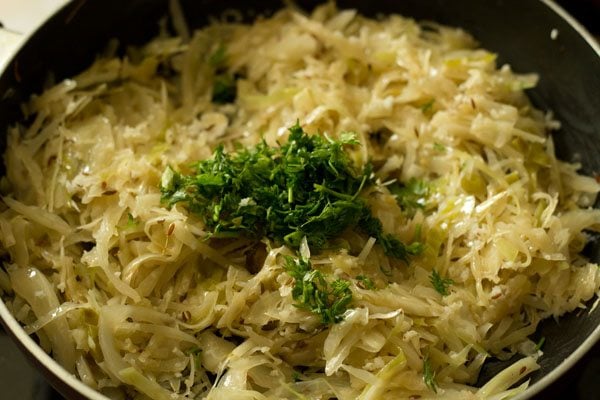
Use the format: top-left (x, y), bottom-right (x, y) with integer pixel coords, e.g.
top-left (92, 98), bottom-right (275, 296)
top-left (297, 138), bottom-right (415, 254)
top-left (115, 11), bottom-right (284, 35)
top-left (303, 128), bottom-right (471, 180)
top-left (185, 346), bottom-right (203, 369)
top-left (430, 269), bottom-right (453, 296)
top-left (160, 122), bottom-right (422, 260)
top-left (208, 44), bottom-right (237, 104)
top-left (212, 73), bottom-right (237, 104)
top-left (358, 210), bottom-right (423, 261)
top-left (423, 356), bottom-right (438, 393)
top-left (389, 177), bottom-right (429, 216)
top-left (284, 255), bottom-right (352, 324)
top-left (119, 212), bottom-right (139, 230)
top-left (420, 99), bottom-right (435, 114)
top-left (209, 44), bottom-right (227, 67)
top-left (433, 142), bottom-right (446, 152)
top-left (291, 370), bottom-right (302, 382)
top-left (126, 213), bottom-right (139, 227)
top-left (356, 275), bottom-right (375, 290)
top-left (534, 336), bottom-right (545, 352)
top-left (185, 346), bottom-right (202, 355)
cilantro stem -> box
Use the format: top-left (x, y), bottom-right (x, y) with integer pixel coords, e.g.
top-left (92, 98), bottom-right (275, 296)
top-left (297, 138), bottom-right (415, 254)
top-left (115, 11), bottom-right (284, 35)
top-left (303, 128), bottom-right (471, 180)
top-left (313, 183), bottom-right (354, 201)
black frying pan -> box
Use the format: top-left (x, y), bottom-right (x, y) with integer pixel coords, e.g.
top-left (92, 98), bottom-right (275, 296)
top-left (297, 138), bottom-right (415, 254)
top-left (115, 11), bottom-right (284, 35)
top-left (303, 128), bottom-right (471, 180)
top-left (1, 1), bottom-right (599, 399)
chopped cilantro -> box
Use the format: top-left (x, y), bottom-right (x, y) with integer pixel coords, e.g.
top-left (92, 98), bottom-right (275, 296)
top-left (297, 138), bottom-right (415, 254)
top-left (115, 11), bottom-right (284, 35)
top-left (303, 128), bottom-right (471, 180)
top-left (430, 269), bottom-right (453, 296)
top-left (291, 371), bottom-right (302, 382)
top-left (433, 142), bottom-right (446, 152)
top-left (212, 73), bottom-right (237, 104)
top-left (284, 255), bottom-right (352, 324)
top-left (358, 211), bottom-right (422, 261)
top-left (414, 223), bottom-right (422, 242)
top-left (423, 356), bottom-right (438, 393)
top-left (356, 275), bottom-right (375, 290)
top-left (119, 212), bottom-right (139, 230)
top-left (126, 213), bottom-right (139, 227)
top-left (185, 346), bottom-right (202, 355)
top-left (160, 123), bottom-right (425, 323)
top-left (207, 44), bottom-right (237, 104)
top-left (420, 99), bottom-right (435, 114)
top-left (185, 346), bottom-right (202, 369)
top-left (389, 177), bottom-right (429, 216)
top-left (160, 122), bottom-right (422, 260)
top-left (534, 336), bottom-right (545, 351)
top-left (209, 44), bottom-right (227, 67)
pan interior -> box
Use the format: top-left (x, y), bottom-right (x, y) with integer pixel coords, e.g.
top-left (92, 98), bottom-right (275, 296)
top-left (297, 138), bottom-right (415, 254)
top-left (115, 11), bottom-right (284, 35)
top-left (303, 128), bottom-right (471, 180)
top-left (0, 0), bottom-right (598, 398)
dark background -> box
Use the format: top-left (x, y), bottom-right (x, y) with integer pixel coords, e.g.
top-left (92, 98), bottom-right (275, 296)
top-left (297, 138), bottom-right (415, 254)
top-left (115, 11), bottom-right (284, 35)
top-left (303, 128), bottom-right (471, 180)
top-left (518, 6), bottom-right (599, 400)
top-left (0, 0), bottom-right (599, 399)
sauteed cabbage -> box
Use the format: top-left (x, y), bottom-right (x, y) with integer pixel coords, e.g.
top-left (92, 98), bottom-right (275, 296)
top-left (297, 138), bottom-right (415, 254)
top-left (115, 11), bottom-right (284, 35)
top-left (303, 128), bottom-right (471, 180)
top-left (1, 3), bottom-right (600, 399)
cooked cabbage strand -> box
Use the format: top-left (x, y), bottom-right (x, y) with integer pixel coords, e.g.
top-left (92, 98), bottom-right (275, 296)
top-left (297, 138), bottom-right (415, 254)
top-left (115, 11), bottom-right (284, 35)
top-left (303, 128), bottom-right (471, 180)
top-left (1, 3), bottom-right (600, 400)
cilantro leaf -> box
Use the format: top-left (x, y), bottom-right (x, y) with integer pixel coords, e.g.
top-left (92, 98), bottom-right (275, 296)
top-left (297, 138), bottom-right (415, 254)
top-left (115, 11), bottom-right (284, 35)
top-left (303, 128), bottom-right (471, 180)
top-left (284, 255), bottom-right (352, 324)
top-left (356, 275), bottom-right (375, 290)
top-left (207, 43), bottom-right (237, 104)
top-left (291, 371), bottom-right (302, 382)
top-left (119, 212), bottom-right (139, 230)
top-left (212, 73), bottom-right (237, 104)
top-left (160, 123), bottom-right (422, 260)
top-left (430, 269), bottom-right (453, 296)
top-left (185, 346), bottom-right (203, 369)
top-left (389, 177), bottom-right (429, 216)
top-left (209, 44), bottom-right (227, 67)
top-left (423, 356), bottom-right (438, 393)
top-left (358, 211), bottom-right (422, 262)
top-left (433, 142), bottom-right (446, 152)
top-left (420, 99), bottom-right (435, 114)
top-left (534, 336), bottom-right (545, 351)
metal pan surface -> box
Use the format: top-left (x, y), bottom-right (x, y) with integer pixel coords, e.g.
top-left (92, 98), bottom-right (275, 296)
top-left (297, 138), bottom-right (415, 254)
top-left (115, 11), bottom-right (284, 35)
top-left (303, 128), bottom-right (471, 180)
top-left (0, 1), bottom-right (599, 399)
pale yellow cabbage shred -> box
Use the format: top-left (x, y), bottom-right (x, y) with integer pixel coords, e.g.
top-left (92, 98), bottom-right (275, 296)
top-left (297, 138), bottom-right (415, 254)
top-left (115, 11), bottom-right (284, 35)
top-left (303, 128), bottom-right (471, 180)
top-left (1, 3), bottom-right (600, 399)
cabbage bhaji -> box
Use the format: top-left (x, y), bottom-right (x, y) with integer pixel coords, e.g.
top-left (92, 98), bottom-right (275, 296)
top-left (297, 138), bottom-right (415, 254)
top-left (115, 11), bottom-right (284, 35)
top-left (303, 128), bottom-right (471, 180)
top-left (1, 4), bottom-right (600, 400)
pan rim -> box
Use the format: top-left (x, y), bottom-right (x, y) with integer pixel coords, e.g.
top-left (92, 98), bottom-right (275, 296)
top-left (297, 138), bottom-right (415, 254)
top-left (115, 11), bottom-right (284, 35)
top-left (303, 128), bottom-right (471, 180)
top-left (0, 299), bottom-right (110, 400)
top-left (0, 1), bottom-right (599, 399)
top-left (509, 0), bottom-right (600, 397)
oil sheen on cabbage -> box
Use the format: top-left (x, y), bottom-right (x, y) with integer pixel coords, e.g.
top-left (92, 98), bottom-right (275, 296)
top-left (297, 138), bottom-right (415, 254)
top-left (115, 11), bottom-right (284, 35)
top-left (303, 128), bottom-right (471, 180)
top-left (1, 3), bottom-right (600, 400)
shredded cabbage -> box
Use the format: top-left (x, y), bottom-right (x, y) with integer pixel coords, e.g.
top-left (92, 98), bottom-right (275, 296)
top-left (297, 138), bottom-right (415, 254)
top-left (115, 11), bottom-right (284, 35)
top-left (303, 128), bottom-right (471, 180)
top-left (1, 3), bottom-right (599, 399)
